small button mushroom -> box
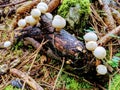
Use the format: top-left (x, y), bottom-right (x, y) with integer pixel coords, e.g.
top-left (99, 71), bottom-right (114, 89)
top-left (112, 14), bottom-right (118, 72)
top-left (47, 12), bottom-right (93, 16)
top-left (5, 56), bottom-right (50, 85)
top-left (83, 32), bottom-right (98, 42)
top-left (93, 46), bottom-right (106, 59)
top-left (25, 16), bottom-right (37, 26)
top-left (37, 2), bottom-right (48, 10)
top-left (4, 41), bottom-right (12, 48)
top-left (37, 5), bottom-right (48, 14)
top-left (31, 8), bottom-right (41, 18)
top-left (45, 13), bottom-right (53, 19)
top-left (18, 19), bottom-right (26, 28)
top-left (37, 2), bottom-right (48, 13)
top-left (96, 64), bottom-right (107, 75)
top-left (52, 15), bottom-right (66, 32)
top-left (86, 41), bottom-right (98, 51)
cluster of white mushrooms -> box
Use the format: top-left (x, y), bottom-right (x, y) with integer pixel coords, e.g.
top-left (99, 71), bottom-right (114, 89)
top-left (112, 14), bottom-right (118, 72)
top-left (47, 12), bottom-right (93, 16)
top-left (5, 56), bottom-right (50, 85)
top-left (3, 2), bottom-right (66, 48)
top-left (84, 32), bottom-right (107, 75)
top-left (3, 2), bottom-right (108, 75)
top-left (17, 2), bottom-right (66, 31)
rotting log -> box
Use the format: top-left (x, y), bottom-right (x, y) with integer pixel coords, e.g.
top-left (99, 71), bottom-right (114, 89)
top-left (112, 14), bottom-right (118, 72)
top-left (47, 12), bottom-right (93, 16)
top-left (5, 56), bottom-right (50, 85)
top-left (16, 14), bottom-right (85, 61)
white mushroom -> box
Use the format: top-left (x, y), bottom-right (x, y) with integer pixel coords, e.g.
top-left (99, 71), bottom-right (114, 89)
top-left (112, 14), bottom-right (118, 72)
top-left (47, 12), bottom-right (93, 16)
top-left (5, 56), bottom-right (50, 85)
top-left (96, 64), bottom-right (107, 75)
top-left (37, 2), bottom-right (48, 13)
top-left (37, 2), bottom-right (48, 10)
top-left (31, 8), bottom-right (41, 18)
top-left (86, 41), bottom-right (98, 51)
top-left (52, 15), bottom-right (66, 32)
top-left (25, 16), bottom-right (37, 26)
top-left (45, 13), bottom-right (53, 19)
top-left (4, 41), bottom-right (12, 48)
top-left (83, 32), bottom-right (98, 42)
top-left (18, 19), bottom-right (26, 28)
top-left (93, 46), bottom-right (106, 59)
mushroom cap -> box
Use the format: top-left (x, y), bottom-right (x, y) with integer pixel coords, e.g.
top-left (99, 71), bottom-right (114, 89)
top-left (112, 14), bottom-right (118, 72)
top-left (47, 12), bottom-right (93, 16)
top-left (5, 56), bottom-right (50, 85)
top-left (83, 32), bottom-right (98, 41)
top-left (31, 8), bottom-right (41, 18)
top-left (18, 19), bottom-right (26, 27)
top-left (93, 46), bottom-right (106, 59)
top-left (37, 5), bottom-right (48, 13)
top-left (4, 41), bottom-right (12, 47)
top-left (37, 2), bottom-right (48, 10)
top-left (52, 15), bottom-right (66, 29)
top-left (96, 64), bottom-right (107, 75)
top-left (86, 41), bottom-right (98, 51)
top-left (25, 16), bottom-right (37, 26)
top-left (45, 13), bottom-right (53, 19)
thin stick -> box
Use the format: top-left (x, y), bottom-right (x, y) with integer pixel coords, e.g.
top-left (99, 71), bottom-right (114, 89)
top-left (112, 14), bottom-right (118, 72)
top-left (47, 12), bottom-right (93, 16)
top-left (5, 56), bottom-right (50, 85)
top-left (98, 25), bottom-right (120, 45)
top-left (47, 0), bottom-right (61, 12)
top-left (28, 39), bottom-right (48, 73)
top-left (10, 68), bottom-right (44, 90)
top-left (109, 42), bottom-right (113, 60)
top-left (98, 0), bottom-right (103, 5)
top-left (21, 39), bottom-right (48, 90)
top-left (52, 58), bottom-right (65, 90)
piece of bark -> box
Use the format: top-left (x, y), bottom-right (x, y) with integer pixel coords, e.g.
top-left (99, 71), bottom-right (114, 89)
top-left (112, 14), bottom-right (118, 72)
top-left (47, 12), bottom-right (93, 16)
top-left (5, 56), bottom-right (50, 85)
top-left (111, 7), bottom-right (120, 25)
top-left (101, 0), bottom-right (116, 31)
top-left (10, 68), bottom-right (43, 90)
top-left (98, 25), bottom-right (120, 45)
top-left (47, 0), bottom-right (61, 12)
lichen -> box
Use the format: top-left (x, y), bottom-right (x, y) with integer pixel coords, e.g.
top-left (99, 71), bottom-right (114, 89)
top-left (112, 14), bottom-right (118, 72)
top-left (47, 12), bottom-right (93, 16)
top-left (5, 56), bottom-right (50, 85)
top-left (58, 0), bottom-right (91, 35)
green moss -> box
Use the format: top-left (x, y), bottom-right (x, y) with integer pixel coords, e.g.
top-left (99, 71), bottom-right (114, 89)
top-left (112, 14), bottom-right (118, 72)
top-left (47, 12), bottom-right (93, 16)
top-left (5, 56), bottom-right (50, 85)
top-left (58, 0), bottom-right (77, 17)
top-left (109, 74), bottom-right (120, 90)
top-left (58, 0), bottom-right (91, 35)
top-left (57, 74), bottom-right (92, 89)
top-left (58, 0), bottom-right (90, 18)
top-left (4, 85), bottom-right (22, 90)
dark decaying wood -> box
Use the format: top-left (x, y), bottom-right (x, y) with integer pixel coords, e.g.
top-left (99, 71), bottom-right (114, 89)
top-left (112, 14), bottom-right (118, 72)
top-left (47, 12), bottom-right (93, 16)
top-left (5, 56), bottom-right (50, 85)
top-left (16, 14), bottom-right (85, 61)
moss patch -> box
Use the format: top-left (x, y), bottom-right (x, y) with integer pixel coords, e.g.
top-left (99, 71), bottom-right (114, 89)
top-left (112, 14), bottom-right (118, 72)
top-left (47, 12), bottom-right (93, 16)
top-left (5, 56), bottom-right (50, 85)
top-left (58, 0), bottom-right (91, 35)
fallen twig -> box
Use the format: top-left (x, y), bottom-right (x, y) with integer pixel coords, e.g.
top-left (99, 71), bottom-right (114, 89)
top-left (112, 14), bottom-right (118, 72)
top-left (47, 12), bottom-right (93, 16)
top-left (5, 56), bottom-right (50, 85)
top-left (16, 0), bottom-right (40, 14)
top-left (101, 0), bottom-right (116, 31)
top-left (52, 58), bottom-right (65, 90)
top-left (10, 68), bottom-right (44, 90)
top-left (47, 0), bottom-right (61, 12)
top-left (98, 25), bottom-right (120, 45)
top-left (111, 7), bottom-right (120, 25)
top-left (24, 37), bottom-right (41, 49)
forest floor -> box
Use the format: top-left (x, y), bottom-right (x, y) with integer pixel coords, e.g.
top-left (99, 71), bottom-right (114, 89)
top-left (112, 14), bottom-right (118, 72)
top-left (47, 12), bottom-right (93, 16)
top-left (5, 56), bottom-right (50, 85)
top-left (0, 0), bottom-right (120, 90)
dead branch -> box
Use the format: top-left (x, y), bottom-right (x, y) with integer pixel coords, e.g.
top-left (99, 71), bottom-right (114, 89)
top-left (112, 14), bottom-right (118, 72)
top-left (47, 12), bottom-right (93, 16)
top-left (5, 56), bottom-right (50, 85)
top-left (111, 7), bottom-right (120, 25)
top-left (98, 25), bottom-right (120, 45)
top-left (101, 0), bottom-right (116, 31)
top-left (10, 68), bottom-right (43, 90)
top-left (47, 0), bottom-right (61, 12)
top-left (98, 0), bottom-right (103, 5)
top-left (24, 37), bottom-right (40, 49)
top-left (16, 0), bottom-right (40, 15)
